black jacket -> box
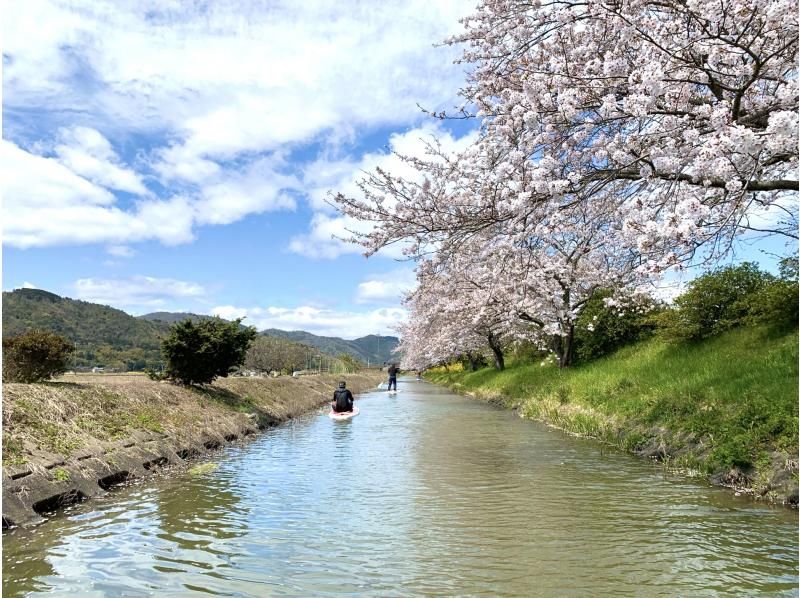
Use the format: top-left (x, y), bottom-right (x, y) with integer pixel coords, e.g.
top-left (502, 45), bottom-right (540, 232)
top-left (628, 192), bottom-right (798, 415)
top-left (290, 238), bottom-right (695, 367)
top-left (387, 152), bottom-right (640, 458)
top-left (387, 365), bottom-right (399, 378)
top-left (333, 388), bottom-right (354, 412)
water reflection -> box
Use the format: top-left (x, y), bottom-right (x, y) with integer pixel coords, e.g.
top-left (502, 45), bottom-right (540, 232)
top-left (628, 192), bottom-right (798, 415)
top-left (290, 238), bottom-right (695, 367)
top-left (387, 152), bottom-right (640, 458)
top-left (3, 378), bottom-right (798, 596)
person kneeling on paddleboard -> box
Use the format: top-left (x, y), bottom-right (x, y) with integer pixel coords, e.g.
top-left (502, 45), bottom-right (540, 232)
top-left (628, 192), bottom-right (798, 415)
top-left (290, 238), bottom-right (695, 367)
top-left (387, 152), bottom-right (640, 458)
top-left (332, 381), bottom-right (354, 413)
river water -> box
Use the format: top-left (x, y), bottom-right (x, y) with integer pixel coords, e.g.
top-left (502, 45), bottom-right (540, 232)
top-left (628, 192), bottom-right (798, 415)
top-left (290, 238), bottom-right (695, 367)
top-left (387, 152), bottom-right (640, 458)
top-left (3, 379), bottom-right (798, 596)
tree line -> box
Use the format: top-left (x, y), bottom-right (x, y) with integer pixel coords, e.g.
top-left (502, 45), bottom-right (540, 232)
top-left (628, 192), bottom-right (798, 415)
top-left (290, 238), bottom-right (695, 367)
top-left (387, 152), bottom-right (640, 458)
top-left (3, 318), bottom-right (364, 385)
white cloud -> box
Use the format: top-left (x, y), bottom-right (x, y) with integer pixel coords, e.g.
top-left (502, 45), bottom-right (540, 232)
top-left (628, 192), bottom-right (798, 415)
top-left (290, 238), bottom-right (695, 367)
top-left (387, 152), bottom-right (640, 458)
top-left (290, 123), bottom-right (478, 259)
top-left (5, 0), bottom-right (471, 164)
top-left (211, 304), bottom-right (407, 339)
top-left (21, 281), bottom-right (38, 289)
top-left (193, 156), bottom-right (299, 226)
top-left (1, 140), bottom-right (294, 248)
top-left (152, 143), bottom-right (221, 184)
top-left (3, 0), bottom-right (477, 252)
top-left (72, 275), bottom-right (206, 312)
top-left (302, 122), bottom-right (475, 212)
top-left (743, 193), bottom-right (798, 232)
top-left (651, 280), bottom-right (687, 304)
top-left (1, 139), bottom-right (115, 207)
top-left (355, 268), bottom-right (417, 304)
top-left (106, 245), bottom-right (136, 258)
top-left (288, 212), bottom-right (372, 259)
top-left (54, 126), bottom-right (148, 195)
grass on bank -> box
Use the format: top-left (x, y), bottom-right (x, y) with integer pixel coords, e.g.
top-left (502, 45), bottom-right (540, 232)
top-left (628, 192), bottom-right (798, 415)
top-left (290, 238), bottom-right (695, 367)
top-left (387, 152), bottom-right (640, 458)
top-left (2, 372), bottom-right (383, 466)
top-left (427, 325), bottom-right (798, 482)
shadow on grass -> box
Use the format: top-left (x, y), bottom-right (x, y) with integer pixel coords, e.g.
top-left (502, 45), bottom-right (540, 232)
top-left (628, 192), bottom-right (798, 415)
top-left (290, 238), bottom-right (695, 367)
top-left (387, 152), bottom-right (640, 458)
top-left (191, 384), bottom-right (280, 427)
top-left (193, 385), bottom-right (247, 406)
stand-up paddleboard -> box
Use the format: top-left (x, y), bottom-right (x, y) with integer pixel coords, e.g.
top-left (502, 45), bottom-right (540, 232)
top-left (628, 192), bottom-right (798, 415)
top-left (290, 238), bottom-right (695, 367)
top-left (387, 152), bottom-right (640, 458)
top-left (329, 406), bottom-right (360, 420)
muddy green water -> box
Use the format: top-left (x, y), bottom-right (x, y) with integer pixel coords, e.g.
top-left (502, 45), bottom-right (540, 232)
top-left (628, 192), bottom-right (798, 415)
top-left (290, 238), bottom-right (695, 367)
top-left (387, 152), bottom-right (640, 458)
top-left (3, 380), bottom-right (798, 596)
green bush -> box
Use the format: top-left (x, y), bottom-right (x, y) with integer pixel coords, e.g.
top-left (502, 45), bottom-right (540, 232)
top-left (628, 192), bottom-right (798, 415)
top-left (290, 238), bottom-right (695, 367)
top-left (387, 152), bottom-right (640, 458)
top-left (162, 318), bottom-right (257, 386)
top-left (2, 330), bottom-right (75, 383)
top-left (574, 291), bottom-right (658, 363)
top-left (460, 351), bottom-right (488, 371)
top-left (745, 257), bottom-right (798, 331)
top-left (336, 353), bottom-right (361, 373)
top-left (659, 262), bottom-right (773, 341)
top-left (144, 367), bottom-right (165, 381)
top-left (509, 341), bottom-right (548, 365)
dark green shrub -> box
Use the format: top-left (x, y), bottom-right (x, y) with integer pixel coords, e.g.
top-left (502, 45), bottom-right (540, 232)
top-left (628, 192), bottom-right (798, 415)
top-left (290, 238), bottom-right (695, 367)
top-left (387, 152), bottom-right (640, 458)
top-left (509, 340), bottom-right (549, 364)
top-left (459, 351), bottom-right (487, 371)
top-left (745, 257), bottom-right (798, 331)
top-left (2, 330), bottom-right (74, 382)
top-left (574, 291), bottom-right (658, 363)
top-left (144, 367), bottom-right (165, 381)
top-left (162, 318), bottom-right (257, 386)
top-left (659, 263), bottom-right (773, 341)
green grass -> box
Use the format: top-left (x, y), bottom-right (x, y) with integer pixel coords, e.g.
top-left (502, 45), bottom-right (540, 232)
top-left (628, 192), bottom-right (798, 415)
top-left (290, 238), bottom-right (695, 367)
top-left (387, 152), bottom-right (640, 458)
top-left (427, 325), bottom-right (798, 486)
top-left (52, 467), bottom-right (70, 482)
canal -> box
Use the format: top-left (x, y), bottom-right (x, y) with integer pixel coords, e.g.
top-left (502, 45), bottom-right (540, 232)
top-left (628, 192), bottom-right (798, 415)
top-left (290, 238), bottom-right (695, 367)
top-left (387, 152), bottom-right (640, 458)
top-left (3, 379), bottom-right (798, 596)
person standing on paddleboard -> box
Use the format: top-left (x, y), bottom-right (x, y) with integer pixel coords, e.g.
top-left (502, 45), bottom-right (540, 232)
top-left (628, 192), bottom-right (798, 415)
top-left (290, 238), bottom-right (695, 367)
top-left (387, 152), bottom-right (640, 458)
top-left (387, 363), bottom-right (399, 391)
top-left (332, 381), bottom-right (354, 413)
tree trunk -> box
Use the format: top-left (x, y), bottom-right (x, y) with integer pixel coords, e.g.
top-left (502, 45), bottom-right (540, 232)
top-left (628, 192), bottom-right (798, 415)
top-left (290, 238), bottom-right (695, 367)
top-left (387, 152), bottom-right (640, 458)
top-left (487, 334), bottom-right (505, 371)
top-left (556, 324), bottom-right (575, 369)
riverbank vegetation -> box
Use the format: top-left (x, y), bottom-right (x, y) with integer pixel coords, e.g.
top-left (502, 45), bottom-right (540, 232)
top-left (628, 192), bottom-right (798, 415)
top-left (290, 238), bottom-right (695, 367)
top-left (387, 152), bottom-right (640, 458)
top-left (427, 323), bottom-right (798, 502)
top-left (158, 317), bottom-right (257, 385)
top-left (421, 262), bottom-right (798, 501)
top-left (2, 331), bottom-right (75, 383)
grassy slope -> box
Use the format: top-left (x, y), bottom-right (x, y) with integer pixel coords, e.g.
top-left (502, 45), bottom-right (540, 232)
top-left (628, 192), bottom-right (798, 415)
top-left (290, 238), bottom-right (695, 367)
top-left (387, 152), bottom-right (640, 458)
top-left (2, 372), bottom-right (384, 466)
top-left (427, 325), bottom-right (798, 501)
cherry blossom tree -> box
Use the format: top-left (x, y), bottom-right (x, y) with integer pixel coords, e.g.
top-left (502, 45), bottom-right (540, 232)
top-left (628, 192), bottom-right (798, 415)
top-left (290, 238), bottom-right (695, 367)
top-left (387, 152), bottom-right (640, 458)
top-left (335, 0), bottom-right (798, 369)
top-left (338, 135), bottom-right (651, 367)
top-left (397, 248), bottom-right (528, 371)
top-left (447, 0), bottom-right (798, 257)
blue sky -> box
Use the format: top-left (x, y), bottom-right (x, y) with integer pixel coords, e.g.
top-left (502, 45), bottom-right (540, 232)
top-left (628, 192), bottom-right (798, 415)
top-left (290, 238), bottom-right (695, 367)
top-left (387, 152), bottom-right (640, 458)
top-left (1, 0), bottom-right (479, 338)
top-left (2, 1), bottom-right (794, 338)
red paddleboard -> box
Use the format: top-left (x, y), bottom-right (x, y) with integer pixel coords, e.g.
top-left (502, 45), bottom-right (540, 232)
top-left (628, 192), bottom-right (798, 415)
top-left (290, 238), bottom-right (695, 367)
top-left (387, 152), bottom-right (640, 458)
top-left (329, 406), bottom-right (360, 420)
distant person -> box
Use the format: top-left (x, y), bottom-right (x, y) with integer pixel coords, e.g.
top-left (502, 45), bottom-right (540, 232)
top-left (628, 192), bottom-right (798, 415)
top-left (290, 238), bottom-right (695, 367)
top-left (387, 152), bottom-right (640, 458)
top-left (332, 381), bottom-right (354, 413)
top-left (387, 363), bottom-right (399, 391)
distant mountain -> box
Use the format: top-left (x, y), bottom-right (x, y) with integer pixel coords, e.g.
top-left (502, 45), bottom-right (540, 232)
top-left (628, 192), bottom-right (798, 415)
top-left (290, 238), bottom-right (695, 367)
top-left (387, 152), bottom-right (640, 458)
top-left (261, 329), bottom-right (399, 365)
top-left (3, 292), bottom-right (400, 369)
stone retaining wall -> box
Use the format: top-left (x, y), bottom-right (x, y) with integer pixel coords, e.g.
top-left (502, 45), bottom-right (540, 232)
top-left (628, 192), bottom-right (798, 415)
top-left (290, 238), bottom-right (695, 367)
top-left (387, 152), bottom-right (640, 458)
top-left (2, 372), bottom-right (383, 527)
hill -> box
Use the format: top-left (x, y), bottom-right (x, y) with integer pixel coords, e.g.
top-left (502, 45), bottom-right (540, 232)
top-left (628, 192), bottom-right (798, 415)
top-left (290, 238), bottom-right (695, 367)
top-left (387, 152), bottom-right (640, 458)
top-left (3, 290), bottom-right (400, 369)
top-left (261, 329), bottom-right (399, 365)
top-left (138, 312), bottom-right (213, 324)
top-left (2, 288), bottom-right (168, 370)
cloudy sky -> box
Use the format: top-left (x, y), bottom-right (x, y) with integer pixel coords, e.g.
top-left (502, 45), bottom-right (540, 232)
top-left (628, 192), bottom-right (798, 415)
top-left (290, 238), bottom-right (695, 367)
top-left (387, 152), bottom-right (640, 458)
top-left (2, 0), bottom-right (478, 338)
top-left (2, 1), bottom-right (792, 339)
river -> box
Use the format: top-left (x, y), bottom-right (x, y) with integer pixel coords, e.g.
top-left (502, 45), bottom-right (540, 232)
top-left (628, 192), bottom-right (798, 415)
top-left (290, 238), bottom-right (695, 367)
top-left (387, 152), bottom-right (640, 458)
top-left (3, 379), bottom-right (798, 596)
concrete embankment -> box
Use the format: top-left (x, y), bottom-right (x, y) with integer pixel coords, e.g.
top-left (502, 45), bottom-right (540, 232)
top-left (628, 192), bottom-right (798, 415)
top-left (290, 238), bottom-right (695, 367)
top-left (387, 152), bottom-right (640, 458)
top-left (2, 372), bottom-right (384, 527)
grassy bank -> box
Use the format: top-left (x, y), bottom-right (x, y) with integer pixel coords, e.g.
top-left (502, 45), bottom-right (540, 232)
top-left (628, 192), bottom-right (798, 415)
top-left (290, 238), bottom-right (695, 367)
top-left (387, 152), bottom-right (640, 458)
top-left (2, 372), bottom-right (384, 466)
top-left (426, 325), bottom-right (798, 503)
